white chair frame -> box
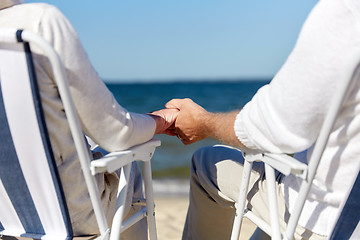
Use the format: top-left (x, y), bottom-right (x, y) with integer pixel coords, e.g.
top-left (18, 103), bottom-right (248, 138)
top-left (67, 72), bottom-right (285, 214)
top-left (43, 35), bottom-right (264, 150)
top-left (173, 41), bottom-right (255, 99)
top-left (0, 28), bottom-right (159, 240)
top-left (231, 56), bottom-right (360, 240)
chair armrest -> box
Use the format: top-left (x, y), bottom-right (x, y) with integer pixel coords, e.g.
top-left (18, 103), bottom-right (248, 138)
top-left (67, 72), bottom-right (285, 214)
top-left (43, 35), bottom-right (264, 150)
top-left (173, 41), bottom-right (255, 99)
top-left (90, 139), bottom-right (161, 175)
top-left (243, 150), bottom-right (307, 178)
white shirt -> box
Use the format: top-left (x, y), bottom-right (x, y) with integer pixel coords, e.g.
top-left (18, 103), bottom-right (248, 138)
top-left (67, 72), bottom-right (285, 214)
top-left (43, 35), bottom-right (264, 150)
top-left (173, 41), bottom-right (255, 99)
top-left (0, 1), bottom-right (156, 235)
top-left (235, 0), bottom-right (360, 236)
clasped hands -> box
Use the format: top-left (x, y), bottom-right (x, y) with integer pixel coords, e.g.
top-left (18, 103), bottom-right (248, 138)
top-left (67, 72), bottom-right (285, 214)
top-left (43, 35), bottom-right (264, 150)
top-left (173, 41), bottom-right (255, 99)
top-left (148, 98), bottom-right (210, 145)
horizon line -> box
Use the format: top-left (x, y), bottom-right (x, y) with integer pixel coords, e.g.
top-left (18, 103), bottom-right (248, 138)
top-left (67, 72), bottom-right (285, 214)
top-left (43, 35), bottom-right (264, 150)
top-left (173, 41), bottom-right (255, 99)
top-left (103, 77), bottom-right (272, 84)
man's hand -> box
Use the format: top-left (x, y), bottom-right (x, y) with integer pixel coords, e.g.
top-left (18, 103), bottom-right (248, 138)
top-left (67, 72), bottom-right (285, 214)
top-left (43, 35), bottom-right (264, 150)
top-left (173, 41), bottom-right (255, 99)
top-left (166, 98), bottom-right (211, 145)
top-left (147, 108), bottom-right (179, 135)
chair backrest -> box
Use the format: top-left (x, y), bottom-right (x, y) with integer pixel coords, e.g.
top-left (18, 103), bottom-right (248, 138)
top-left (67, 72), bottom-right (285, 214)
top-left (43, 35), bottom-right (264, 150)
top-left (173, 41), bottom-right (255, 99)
top-left (231, 51), bottom-right (360, 239)
top-left (283, 60), bottom-right (360, 239)
top-left (0, 28), bottom-right (159, 240)
top-left (0, 29), bottom-right (72, 239)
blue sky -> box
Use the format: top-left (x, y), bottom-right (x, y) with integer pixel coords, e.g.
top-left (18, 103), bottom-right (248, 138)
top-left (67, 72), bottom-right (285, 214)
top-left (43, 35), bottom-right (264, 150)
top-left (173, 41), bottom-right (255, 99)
top-left (27, 0), bottom-right (318, 82)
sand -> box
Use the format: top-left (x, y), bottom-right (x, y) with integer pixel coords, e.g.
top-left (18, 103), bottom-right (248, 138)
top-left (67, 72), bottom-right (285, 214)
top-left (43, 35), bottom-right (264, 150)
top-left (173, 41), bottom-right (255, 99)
top-left (153, 179), bottom-right (257, 240)
top-left (0, 195), bottom-right (256, 240)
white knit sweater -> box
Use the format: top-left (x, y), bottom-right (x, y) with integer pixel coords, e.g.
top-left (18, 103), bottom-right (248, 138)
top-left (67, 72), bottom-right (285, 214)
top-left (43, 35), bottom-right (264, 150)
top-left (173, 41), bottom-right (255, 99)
top-left (0, 1), bottom-right (156, 235)
top-left (235, 0), bottom-right (360, 236)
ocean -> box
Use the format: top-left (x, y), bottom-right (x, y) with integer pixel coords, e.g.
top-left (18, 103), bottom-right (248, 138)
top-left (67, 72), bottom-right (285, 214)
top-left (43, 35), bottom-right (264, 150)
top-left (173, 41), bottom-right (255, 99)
top-left (106, 80), bottom-right (270, 179)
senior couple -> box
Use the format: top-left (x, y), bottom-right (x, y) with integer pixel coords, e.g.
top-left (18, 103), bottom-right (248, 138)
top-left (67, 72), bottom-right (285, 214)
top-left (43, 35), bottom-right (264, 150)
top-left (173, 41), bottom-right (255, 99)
top-left (1, 0), bottom-right (360, 239)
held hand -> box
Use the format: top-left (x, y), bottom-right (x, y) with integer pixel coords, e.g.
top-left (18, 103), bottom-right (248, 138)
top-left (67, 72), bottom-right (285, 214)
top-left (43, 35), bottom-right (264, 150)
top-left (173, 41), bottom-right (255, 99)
top-left (147, 108), bottom-right (179, 135)
top-left (166, 98), bottom-right (243, 147)
top-left (165, 98), bottom-right (210, 145)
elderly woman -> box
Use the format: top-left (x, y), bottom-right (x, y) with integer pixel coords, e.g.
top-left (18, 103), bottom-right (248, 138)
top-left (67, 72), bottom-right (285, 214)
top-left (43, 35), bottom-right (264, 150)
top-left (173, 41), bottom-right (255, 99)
top-left (0, 0), bottom-right (178, 238)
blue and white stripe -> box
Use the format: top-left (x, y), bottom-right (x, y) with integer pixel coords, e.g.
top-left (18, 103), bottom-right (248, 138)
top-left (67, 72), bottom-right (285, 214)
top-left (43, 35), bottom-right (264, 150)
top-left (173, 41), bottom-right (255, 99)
top-left (330, 171), bottom-right (360, 239)
top-left (0, 35), bottom-right (72, 239)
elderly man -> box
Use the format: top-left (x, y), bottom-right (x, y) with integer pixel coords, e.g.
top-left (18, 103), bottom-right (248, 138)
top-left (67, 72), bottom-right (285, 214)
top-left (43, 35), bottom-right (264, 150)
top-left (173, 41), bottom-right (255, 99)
top-left (168, 0), bottom-right (360, 239)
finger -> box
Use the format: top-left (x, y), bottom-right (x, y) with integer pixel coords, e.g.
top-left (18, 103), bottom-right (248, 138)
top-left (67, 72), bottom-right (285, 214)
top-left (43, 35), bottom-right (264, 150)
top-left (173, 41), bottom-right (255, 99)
top-left (181, 139), bottom-right (193, 145)
top-left (165, 99), bottom-right (184, 110)
top-left (174, 132), bottom-right (186, 142)
top-left (168, 123), bottom-right (176, 130)
top-left (164, 129), bottom-right (176, 136)
top-left (167, 109), bottom-right (179, 123)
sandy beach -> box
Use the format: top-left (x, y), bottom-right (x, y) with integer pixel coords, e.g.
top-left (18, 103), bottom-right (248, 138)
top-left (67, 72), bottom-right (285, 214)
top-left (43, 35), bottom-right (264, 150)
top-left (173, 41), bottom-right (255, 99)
top-left (153, 179), bottom-right (257, 240)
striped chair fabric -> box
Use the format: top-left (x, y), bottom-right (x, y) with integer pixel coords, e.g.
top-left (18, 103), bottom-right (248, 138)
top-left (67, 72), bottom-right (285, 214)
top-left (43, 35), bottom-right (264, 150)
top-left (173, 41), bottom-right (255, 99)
top-left (0, 29), bottom-right (159, 240)
top-left (0, 30), bottom-right (72, 239)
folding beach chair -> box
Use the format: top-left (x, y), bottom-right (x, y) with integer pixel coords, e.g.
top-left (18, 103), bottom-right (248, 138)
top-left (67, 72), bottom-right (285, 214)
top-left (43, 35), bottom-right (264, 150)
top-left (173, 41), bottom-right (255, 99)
top-left (230, 57), bottom-right (360, 239)
top-left (0, 28), bottom-right (159, 240)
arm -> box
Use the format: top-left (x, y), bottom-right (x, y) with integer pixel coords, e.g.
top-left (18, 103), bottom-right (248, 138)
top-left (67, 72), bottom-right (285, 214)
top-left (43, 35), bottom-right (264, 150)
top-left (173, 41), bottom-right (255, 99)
top-left (234, 0), bottom-right (360, 153)
top-left (165, 98), bottom-right (246, 148)
top-left (168, 1), bottom-right (360, 153)
top-left (37, 6), bottom-right (176, 151)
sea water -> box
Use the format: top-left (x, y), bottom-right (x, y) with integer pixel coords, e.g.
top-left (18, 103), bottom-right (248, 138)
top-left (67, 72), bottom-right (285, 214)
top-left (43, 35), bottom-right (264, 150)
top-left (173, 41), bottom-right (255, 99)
top-left (106, 80), bottom-right (269, 179)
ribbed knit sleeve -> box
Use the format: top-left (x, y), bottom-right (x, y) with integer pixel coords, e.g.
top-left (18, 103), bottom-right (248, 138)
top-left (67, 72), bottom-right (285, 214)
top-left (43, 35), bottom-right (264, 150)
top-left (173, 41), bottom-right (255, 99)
top-left (234, 0), bottom-right (360, 154)
top-left (37, 5), bottom-right (156, 151)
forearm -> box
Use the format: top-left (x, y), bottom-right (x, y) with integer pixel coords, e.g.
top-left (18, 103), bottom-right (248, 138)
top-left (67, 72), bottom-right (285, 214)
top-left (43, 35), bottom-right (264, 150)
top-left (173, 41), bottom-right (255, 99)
top-left (203, 111), bottom-right (246, 148)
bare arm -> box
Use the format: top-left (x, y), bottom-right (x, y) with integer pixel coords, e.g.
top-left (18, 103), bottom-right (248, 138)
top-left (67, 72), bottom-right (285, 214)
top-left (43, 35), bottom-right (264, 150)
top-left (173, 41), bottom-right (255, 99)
top-left (166, 98), bottom-right (246, 148)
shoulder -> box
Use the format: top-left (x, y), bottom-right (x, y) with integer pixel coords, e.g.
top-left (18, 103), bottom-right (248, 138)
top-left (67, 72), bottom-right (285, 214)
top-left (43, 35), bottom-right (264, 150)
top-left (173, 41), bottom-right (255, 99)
top-left (27, 3), bottom-right (77, 45)
top-left (18, 2), bottom-right (59, 11)
top-left (14, 3), bottom-right (67, 26)
top-left (12, 2), bottom-right (60, 15)
top-left (8, 3), bottom-right (67, 30)
top-left (27, 3), bottom-right (67, 22)
top-left (0, 2), bottom-right (67, 36)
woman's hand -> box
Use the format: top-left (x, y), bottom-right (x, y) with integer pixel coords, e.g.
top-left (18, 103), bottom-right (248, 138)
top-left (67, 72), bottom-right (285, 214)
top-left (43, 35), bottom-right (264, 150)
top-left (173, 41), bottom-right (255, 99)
top-left (147, 108), bottom-right (179, 135)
